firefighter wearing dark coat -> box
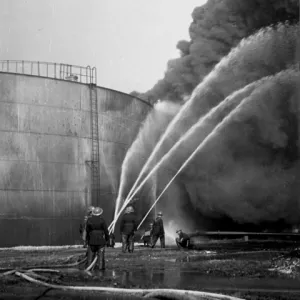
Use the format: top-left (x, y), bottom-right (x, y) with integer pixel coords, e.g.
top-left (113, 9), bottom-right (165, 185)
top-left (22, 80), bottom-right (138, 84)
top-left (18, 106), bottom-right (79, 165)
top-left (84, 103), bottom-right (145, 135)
top-left (176, 229), bottom-right (190, 249)
top-left (151, 211), bottom-right (165, 248)
top-left (79, 206), bottom-right (94, 248)
top-left (86, 207), bottom-right (109, 270)
top-left (120, 206), bottom-right (137, 253)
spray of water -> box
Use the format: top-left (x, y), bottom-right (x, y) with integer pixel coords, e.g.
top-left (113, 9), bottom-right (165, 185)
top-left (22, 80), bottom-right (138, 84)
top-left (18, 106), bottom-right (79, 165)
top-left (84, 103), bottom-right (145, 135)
top-left (110, 24), bottom-right (299, 231)
top-left (110, 74), bottom-right (275, 231)
top-left (111, 101), bottom-right (180, 231)
top-left (118, 23), bottom-right (299, 221)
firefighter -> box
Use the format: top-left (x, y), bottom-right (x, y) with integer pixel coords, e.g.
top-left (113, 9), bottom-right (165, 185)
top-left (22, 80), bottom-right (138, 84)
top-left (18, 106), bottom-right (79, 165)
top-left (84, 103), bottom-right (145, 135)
top-left (79, 206), bottom-right (94, 248)
top-left (86, 207), bottom-right (109, 270)
top-left (175, 229), bottom-right (190, 249)
top-left (119, 205), bottom-right (137, 253)
top-left (141, 222), bottom-right (153, 247)
top-left (151, 211), bottom-right (165, 248)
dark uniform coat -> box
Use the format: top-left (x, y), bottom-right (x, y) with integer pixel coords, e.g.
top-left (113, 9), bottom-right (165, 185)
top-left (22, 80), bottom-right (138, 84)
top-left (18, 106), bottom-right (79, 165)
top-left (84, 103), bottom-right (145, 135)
top-left (86, 215), bottom-right (109, 246)
top-left (120, 212), bottom-right (137, 235)
top-left (152, 218), bottom-right (165, 236)
top-left (178, 231), bottom-right (190, 243)
top-left (152, 217), bottom-right (165, 236)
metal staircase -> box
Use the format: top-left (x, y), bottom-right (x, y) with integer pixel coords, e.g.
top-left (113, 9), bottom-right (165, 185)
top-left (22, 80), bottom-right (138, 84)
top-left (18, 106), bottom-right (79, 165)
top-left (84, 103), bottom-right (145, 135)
top-left (89, 67), bottom-right (101, 206)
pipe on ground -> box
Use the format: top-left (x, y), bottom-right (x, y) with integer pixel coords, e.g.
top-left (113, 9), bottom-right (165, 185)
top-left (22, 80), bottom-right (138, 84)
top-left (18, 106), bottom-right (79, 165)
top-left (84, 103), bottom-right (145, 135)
top-left (84, 255), bottom-right (98, 272)
top-left (15, 271), bottom-right (245, 300)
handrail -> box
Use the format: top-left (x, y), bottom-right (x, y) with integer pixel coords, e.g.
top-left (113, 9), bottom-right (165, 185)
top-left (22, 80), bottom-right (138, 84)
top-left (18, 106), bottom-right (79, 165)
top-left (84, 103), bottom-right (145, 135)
top-left (0, 60), bottom-right (97, 85)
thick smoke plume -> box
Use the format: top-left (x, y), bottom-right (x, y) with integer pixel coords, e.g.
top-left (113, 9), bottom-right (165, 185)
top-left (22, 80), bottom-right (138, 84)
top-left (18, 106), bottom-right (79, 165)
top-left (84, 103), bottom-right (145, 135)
top-left (181, 68), bottom-right (300, 224)
top-left (120, 21), bottom-right (299, 232)
top-left (134, 0), bottom-right (299, 104)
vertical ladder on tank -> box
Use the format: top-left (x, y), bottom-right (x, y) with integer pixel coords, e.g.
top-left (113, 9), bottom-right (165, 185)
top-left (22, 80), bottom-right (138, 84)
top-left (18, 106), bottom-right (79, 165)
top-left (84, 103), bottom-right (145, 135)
top-left (89, 67), bottom-right (101, 206)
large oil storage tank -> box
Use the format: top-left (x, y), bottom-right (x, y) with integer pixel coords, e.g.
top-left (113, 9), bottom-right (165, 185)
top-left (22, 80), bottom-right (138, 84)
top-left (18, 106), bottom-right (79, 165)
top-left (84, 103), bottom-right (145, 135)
top-left (0, 60), bottom-right (152, 247)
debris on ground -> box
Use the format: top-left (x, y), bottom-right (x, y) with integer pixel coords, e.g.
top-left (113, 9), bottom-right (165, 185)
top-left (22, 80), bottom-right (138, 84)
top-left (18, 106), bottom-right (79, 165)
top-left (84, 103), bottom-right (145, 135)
top-left (269, 248), bottom-right (300, 277)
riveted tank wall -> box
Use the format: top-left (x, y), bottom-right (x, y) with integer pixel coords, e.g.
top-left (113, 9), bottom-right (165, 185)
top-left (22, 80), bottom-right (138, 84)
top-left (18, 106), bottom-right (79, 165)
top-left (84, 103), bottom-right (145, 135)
top-left (0, 73), bottom-right (151, 246)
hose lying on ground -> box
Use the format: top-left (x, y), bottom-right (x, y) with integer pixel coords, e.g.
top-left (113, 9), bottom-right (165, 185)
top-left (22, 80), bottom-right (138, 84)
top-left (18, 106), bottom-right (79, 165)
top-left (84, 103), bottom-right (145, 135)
top-left (14, 271), bottom-right (244, 300)
top-left (27, 269), bottom-right (61, 273)
top-left (25, 271), bottom-right (55, 282)
top-left (0, 257), bottom-right (87, 273)
top-left (84, 256), bottom-right (98, 272)
top-left (0, 268), bottom-right (62, 284)
top-left (0, 269), bottom-right (19, 277)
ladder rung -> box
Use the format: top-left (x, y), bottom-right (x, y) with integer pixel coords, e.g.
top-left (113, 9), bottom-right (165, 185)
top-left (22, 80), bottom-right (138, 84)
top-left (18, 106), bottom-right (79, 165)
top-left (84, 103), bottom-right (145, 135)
top-left (90, 84), bottom-right (100, 205)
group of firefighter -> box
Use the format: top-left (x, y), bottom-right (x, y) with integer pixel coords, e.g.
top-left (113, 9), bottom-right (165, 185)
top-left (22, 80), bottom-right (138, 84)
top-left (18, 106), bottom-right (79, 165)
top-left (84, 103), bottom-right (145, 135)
top-left (79, 205), bottom-right (190, 271)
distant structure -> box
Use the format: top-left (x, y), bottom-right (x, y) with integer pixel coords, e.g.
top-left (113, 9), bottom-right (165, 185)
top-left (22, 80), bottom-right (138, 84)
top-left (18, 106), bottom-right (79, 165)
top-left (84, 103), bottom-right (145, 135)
top-left (0, 60), bottom-right (152, 246)
top-left (65, 74), bottom-right (79, 81)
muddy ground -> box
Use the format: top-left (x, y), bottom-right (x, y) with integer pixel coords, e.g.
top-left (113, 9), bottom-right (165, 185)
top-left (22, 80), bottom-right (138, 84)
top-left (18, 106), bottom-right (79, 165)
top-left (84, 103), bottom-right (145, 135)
top-left (1, 240), bottom-right (300, 300)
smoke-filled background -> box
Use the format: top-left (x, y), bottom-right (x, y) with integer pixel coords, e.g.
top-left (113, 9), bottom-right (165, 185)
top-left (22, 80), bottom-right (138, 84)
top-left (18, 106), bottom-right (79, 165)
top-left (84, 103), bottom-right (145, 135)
top-left (121, 0), bottom-right (300, 236)
top-left (132, 0), bottom-right (299, 104)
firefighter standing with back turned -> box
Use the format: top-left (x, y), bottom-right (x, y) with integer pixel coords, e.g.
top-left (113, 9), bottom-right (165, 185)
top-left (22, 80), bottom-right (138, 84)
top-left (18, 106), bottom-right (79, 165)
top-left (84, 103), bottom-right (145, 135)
top-left (86, 206), bottom-right (109, 270)
top-left (120, 205), bottom-right (137, 253)
top-left (151, 211), bottom-right (165, 248)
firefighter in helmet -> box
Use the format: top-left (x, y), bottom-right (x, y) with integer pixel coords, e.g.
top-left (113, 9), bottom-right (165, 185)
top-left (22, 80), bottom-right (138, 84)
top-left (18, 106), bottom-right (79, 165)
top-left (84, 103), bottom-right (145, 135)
top-left (86, 207), bottom-right (109, 270)
top-left (175, 229), bottom-right (190, 249)
top-left (151, 211), bottom-right (165, 248)
top-left (119, 205), bottom-right (137, 253)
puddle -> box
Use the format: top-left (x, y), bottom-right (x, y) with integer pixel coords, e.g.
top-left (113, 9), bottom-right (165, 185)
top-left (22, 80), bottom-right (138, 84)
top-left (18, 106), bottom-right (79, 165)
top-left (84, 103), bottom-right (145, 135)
top-left (56, 266), bottom-right (300, 293)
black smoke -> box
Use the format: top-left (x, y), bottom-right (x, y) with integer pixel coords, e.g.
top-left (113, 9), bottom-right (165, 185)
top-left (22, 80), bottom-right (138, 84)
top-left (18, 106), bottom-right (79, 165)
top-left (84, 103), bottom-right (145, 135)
top-left (134, 0), bottom-right (299, 104)
top-left (121, 21), bottom-right (299, 233)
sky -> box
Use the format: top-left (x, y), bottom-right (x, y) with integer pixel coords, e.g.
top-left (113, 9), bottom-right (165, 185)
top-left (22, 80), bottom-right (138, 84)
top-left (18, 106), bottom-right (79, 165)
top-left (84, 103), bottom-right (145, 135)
top-left (0, 0), bottom-right (207, 94)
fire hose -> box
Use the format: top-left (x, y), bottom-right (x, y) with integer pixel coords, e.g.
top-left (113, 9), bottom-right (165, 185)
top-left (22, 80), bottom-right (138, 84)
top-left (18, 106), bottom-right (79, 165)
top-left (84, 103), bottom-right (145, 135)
top-left (0, 251), bottom-right (245, 299)
top-left (84, 255), bottom-right (98, 272)
top-left (0, 256), bottom-right (87, 272)
top-left (11, 270), bottom-right (244, 300)
top-left (1, 249), bottom-right (295, 299)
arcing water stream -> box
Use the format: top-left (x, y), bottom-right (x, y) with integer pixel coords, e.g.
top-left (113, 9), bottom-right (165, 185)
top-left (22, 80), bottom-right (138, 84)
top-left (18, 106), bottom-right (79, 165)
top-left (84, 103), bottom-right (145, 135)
top-left (110, 23), bottom-right (299, 232)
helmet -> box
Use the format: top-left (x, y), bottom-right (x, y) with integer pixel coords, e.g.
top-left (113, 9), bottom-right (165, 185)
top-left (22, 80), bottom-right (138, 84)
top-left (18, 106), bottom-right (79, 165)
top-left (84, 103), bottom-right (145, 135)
top-left (87, 206), bottom-right (95, 215)
top-left (157, 211), bottom-right (163, 217)
top-left (176, 229), bottom-right (182, 234)
top-left (92, 207), bottom-right (103, 216)
top-left (125, 206), bottom-right (134, 213)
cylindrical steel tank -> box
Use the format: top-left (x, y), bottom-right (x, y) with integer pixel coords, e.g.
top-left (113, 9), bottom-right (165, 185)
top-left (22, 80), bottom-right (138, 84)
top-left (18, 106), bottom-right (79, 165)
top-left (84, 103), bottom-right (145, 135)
top-left (0, 61), bottom-right (152, 246)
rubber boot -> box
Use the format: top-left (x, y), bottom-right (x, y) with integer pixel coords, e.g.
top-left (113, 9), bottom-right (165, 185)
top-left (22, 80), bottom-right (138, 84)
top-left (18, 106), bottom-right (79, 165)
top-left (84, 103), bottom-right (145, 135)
top-left (128, 235), bottom-right (134, 253)
top-left (160, 235), bottom-right (165, 249)
top-left (97, 248), bottom-right (105, 270)
top-left (122, 234), bottom-right (127, 253)
top-left (151, 235), bottom-right (158, 248)
top-left (86, 246), bottom-right (94, 269)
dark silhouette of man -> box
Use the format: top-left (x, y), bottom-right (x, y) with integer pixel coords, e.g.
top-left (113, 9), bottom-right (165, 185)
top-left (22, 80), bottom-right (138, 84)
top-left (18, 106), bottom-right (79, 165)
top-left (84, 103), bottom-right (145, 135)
top-left (176, 229), bottom-right (190, 249)
top-left (86, 206), bottom-right (109, 270)
top-left (151, 211), bottom-right (165, 248)
top-left (120, 206), bottom-right (137, 253)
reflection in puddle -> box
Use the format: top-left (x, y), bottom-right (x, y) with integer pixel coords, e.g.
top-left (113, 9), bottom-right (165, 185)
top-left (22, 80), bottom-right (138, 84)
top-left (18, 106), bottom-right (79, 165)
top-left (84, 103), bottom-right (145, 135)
top-left (119, 269), bottom-right (172, 287)
top-left (58, 264), bottom-right (300, 292)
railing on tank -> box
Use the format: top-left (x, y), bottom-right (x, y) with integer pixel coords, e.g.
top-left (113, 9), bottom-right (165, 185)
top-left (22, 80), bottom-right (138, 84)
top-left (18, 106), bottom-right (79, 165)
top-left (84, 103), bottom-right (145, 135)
top-left (0, 60), bottom-right (97, 85)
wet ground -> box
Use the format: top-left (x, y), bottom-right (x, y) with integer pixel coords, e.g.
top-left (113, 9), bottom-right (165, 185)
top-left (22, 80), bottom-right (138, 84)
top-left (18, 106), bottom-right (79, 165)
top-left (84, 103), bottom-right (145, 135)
top-left (1, 240), bottom-right (300, 299)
